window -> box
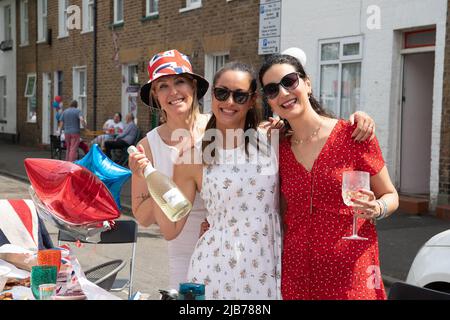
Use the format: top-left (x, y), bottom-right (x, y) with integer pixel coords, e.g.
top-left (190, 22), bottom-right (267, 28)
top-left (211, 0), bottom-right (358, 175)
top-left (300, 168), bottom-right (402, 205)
top-left (25, 74), bottom-right (37, 123)
top-left (187, 0), bottom-right (201, 7)
top-left (318, 36), bottom-right (362, 119)
top-left (128, 65), bottom-right (139, 86)
top-left (73, 67), bottom-right (87, 120)
top-left (57, 71), bottom-right (63, 96)
top-left (20, 0), bottom-right (29, 45)
top-left (25, 74), bottom-right (36, 97)
top-left (58, 0), bottom-right (69, 38)
top-left (37, 0), bottom-right (48, 42)
top-left (404, 28), bottom-right (436, 49)
top-left (122, 64), bottom-right (139, 122)
top-left (114, 0), bottom-right (124, 24)
top-left (146, 0), bottom-right (158, 16)
top-left (0, 77), bottom-right (6, 121)
top-left (180, 0), bottom-right (202, 12)
top-left (4, 5), bottom-right (12, 42)
top-left (203, 53), bottom-right (229, 112)
top-left (83, 0), bottom-right (94, 32)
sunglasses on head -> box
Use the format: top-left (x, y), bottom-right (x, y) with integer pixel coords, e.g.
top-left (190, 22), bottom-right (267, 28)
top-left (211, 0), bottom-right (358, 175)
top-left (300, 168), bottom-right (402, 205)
top-left (213, 87), bottom-right (253, 105)
top-left (262, 72), bottom-right (301, 99)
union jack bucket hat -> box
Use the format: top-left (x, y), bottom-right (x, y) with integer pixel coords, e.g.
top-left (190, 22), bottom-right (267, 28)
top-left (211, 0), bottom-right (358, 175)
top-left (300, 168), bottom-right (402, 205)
top-left (140, 49), bottom-right (209, 107)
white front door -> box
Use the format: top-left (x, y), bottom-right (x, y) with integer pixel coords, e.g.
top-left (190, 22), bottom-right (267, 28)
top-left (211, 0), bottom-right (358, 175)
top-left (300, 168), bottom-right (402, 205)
top-left (400, 52), bottom-right (434, 194)
top-left (42, 73), bottom-right (52, 144)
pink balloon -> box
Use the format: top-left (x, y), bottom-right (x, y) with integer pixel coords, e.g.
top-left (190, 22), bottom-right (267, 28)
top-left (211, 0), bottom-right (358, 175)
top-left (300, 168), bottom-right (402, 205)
top-left (55, 96), bottom-right (62, 103)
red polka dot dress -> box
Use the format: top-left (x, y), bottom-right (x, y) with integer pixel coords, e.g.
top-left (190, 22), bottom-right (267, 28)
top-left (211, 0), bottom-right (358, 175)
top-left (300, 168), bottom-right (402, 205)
top-left (279, 120), bottom-right (386, 300)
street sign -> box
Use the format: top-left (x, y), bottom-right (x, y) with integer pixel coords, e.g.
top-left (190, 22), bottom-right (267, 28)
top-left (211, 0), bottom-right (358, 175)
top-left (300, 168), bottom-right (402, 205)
top-left (258, 0), bottom-right (281, 55)
top-left (258, 37), bottom-right (280, 55)
top-left (259, 1), bottom-right (281, 38)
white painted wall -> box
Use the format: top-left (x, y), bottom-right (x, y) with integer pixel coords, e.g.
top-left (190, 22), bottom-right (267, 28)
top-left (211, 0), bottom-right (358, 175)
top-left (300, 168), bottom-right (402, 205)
top-left (280, 0), bottom-right (447, 207)
top-left (0, 0), bottom-right (17, 135)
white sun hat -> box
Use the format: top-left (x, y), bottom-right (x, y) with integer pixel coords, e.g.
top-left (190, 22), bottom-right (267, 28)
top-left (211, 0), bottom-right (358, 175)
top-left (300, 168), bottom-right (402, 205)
top-left (282, 47), bottom-right (307, 67)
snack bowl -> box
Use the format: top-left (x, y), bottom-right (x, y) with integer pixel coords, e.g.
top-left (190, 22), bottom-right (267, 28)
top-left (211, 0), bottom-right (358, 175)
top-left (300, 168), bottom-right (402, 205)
top-left (0, 266), bottom-right (11, 292)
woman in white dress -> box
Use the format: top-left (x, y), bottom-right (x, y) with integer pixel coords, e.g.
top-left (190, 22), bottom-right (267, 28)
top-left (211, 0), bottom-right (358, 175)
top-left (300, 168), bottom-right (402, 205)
top-left (145, 62), bottom-right (283, 299)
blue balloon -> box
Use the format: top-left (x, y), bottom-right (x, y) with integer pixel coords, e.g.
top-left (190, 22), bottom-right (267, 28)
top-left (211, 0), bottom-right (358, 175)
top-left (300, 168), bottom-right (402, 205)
top-left (52, 101), bottom-right (60, 108)
top-left (75, 144), bottom-right (131, 209)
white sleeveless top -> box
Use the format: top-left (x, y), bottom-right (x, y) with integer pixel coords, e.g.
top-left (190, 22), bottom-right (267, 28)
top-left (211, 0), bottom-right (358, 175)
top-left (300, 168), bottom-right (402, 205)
top-left (147, 127), bottom-right (207, 290)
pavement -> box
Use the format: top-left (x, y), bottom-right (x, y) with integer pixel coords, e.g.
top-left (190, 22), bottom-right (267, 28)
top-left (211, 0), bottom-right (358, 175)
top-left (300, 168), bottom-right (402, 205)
top-left (1, 140), bottom-right (450, 297)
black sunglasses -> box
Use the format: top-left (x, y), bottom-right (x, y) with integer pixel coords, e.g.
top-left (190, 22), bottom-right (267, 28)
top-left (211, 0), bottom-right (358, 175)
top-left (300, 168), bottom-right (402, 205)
top-left (213, 87), bottom-right (254, 105)
top-left (262, 72), bottom-right (301, 99)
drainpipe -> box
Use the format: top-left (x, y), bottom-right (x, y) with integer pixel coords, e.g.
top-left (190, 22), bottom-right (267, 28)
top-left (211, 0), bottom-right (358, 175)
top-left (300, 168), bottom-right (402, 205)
top-left (93, 0), bottom-right (98, 130)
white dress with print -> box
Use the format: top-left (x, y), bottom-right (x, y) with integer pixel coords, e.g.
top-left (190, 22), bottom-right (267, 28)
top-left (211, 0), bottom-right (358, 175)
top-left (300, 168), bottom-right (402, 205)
top-left (187, 142), bottom-right (282, 300)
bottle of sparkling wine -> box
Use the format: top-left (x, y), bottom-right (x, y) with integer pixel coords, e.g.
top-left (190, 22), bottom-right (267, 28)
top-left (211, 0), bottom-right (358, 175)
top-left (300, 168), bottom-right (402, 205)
top-left (127, 146), bottom-right (192, 222)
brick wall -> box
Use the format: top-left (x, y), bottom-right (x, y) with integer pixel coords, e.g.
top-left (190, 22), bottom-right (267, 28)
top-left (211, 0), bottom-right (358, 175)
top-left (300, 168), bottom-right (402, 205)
top-left (439, 0), bottom-right (450, 205)
top-left (17, 0), bottom-right (95, 146)
top-left (16, 0), bottom-right (262, 145)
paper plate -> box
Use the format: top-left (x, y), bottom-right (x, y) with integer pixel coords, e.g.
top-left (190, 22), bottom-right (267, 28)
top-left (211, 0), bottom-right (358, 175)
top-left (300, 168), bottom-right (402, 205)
top-left (53, 294), bottom-right (87, 300)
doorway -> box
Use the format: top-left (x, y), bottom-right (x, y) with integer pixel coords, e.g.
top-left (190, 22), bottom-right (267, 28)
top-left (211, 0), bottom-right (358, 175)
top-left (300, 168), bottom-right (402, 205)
top-left (400, 52), bottom-right (434, 195)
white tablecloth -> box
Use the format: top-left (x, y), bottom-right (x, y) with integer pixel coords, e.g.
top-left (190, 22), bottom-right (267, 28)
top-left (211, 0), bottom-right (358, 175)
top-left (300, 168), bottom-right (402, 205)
top-left (0, 249), bottom-right (121, 300)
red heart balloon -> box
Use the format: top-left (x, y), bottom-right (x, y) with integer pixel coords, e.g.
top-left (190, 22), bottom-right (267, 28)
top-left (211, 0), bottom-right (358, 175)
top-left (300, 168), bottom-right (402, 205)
top-left (24, 159), bottom-right (120, 225)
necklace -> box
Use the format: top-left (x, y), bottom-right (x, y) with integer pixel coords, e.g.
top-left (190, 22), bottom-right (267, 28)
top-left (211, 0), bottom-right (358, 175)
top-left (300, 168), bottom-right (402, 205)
top-left (291, 124), bottom-right (322, 145)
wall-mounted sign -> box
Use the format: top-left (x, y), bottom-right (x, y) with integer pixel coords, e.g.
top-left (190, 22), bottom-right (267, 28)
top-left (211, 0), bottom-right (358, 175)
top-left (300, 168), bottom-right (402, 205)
top-left (258, 0), bottom-right (281, 55)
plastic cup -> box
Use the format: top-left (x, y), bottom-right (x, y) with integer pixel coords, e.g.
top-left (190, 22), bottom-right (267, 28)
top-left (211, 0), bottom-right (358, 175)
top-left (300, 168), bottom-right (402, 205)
top-left (37, 249), bottom-right (62, 273)
top-left (31, 266), bottom-right (57, 300)
top-left (39, 283), bottom-right (56, 300)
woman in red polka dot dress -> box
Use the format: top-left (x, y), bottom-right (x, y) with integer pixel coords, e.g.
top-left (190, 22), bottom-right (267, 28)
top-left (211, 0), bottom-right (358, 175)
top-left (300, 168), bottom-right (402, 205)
top-left (259, 55), bottom-right (399, 300)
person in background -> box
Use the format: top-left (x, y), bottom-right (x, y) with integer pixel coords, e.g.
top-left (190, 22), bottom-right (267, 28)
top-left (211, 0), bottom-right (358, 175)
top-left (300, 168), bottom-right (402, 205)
top-left (58, 100), bottom-right (86, 162)
top-left (104, 113), bottom-right (138, 160)
top-left (91, 112), bottom-right (125, 149)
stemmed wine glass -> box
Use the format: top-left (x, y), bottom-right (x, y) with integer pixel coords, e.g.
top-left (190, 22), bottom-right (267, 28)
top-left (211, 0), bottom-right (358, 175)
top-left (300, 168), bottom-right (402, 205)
top-left (342, 171), bottom-right (370, 241)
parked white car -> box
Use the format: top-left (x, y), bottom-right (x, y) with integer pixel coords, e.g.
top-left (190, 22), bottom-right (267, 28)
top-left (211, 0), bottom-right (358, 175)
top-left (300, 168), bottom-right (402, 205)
top-left (406, 229), bottom-right (450, 293)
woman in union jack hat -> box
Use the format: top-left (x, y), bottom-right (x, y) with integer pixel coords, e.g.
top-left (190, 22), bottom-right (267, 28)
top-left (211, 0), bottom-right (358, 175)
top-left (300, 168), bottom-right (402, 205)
top-left (130, 49), bottom-right (210, 290)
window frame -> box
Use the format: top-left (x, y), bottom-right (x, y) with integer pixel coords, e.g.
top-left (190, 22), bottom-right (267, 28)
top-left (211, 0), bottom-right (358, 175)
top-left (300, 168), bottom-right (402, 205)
top-left (37, 0), bottom-right (48, 43)
top-left (25, 73), bottom-right (37, 123)
top-left (404, 28), bottom-right (436, 49)
top-left (20, 0), bottom-right (29, 45)
top-left (4, 5), bottom-right (12, 42)
top-left (82, 0), bottom-right (95, 33)
top-left (73, 67), bottom-right (88, 120)
top-left (318, 36), bottom-right (363, 118)
top-left (24, 74), bottom-right (37, 98)
top-left (0, 76), bottom-right (6, 121)
top-left (113, 0), bottom-right (124, 24)
top-left (180, 0), bottom-right (202, 13)
top-left (146, 0), bottom-right (159, 17)
top-left (58, 0), bottom-right (69, 38)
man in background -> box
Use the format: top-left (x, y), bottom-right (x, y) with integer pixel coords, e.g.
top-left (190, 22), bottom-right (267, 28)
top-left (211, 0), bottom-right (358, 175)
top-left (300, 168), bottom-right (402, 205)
top-left (58, 100), bottom-right (86, 162)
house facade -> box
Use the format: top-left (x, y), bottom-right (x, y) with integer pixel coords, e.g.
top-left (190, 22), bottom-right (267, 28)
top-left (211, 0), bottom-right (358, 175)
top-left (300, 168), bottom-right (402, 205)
top-left (0, 0), bottom-right (17, 140)
top-left (280, 0), bottom-right (448, 209)
top-left (14, 0), bottom-right (262, 147)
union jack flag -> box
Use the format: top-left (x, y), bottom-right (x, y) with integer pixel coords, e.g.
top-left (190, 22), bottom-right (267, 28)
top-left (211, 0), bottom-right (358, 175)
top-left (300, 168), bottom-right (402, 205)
top-left (147, 49), bottom-right (193, 81)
